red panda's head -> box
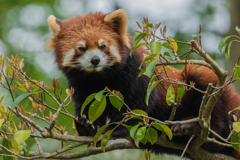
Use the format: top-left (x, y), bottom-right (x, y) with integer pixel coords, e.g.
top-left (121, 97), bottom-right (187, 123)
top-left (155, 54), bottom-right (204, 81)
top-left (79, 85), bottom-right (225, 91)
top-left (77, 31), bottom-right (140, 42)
top-left (47, 9), bottom-right (130, 72)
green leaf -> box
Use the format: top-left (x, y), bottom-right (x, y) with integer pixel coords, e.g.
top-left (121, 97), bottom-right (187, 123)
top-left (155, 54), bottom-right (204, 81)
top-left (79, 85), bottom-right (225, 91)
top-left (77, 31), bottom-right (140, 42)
top-left (233, 122), bottom-right (240, 133)
top-left (231, 132), bottom-right (240, 152)
top-left (109, 91), bottom-right (124, 111)
top-left (94, 123), bottom-right (112, 147)
top-left (218, 36), bottom-right (231, 52)
top-left (224, 42), bottom-right (232, 61)
top-left (138, 66), bottom-right (148, 77)
top-left (139, 54), bottom-right (157, 70)
top-left (5, 65), bottom-right (11, 75)
top-left (11, 93), bottom-right (33, 110)
top-left (132, 109), bottom-right (148, 116)
top-left (134, 133), bottom-right (140, 147)
top-left (159, 124), bottom-right (173, 140)
top-left (166, 84), bottom-right (175, 106)
top-left (14, 130), bottom-right (31, 145)
top-left (140, 135), bottom-right (147, 145)
top-left (146, 60), bottom-right (157, 77)
top-left (136, 127), bottom-right (147, 142)
top-left (95, 89), bottom-right (105, 101)
top-left (101, 129), bottom-right (114, 152)
top-left (146, 23), bottom-right (153, 28)
top-left (81, 93), bottom-right (96, 116)
top-left (88, 97), bottom-right (107, 124)
top-left (145, 75), bottom-right (161, 105)
top-left (236, 26), bottom-right (240, 33)
top-left (124, 116), bottom-right (143, 122)
top-left (146, 127), bottom-right (158, 145)
top-left (133, 33), bottom-right (147, 49)
top-left (2, 138), bottom-right (13, 160)
top-left (177, 84), bottom-right (185, 100)
top-left (234, 65), bottom-right (240, 81)
top-left (130, 124), bottom-right (140, 139)
top-left (229, 106), bottom-right (240, 114)
top-left (162, 42), bottom-right (171, 50)
top-left (0, 137), bottom-right (3, 143)
top-left (191, 33), bottom-right (202, 37)
top-left (22, 141), bottom-right (29, 155)
top-left (163, 52), bottom-right (175, 60)
top-left (153, 123), bottom-right (164, 132)
top-left (150, 41), bottom-right (162, 56)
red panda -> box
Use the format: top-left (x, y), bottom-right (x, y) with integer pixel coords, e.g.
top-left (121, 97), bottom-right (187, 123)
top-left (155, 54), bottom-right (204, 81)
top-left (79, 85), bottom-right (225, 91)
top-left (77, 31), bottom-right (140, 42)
top-left (47, 9), bottom-right (240, 159)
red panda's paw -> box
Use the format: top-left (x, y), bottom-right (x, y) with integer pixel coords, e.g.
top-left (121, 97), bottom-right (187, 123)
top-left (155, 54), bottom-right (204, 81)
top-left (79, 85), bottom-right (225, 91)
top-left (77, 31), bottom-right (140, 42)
top-left (75, 114), bottom-right (99, 136)
top-left (171, 123), bottom-right (201, 137)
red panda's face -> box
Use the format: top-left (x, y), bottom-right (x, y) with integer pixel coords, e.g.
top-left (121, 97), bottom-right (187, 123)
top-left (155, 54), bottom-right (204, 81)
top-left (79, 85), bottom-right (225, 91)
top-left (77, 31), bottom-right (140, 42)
top-left (47, 9), bottom-right (130, 72)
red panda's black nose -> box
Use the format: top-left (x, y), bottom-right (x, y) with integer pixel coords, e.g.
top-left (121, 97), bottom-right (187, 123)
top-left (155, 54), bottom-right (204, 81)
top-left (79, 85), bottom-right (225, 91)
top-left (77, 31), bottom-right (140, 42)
top-left (91, 56), bottom-right (100, 66)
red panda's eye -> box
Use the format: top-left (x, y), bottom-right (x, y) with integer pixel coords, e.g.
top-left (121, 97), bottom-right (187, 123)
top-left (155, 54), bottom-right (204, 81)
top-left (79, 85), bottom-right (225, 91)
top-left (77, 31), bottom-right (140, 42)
top-left (100, 45), bottom-right (106, 50)
top-left (78, 47), bottom-right (86, 52)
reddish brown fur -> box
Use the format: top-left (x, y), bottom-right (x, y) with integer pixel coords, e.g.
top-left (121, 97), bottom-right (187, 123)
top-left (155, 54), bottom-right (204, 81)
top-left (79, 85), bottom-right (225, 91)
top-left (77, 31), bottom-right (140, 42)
top-left (48, 10), bottom-right (240, 159)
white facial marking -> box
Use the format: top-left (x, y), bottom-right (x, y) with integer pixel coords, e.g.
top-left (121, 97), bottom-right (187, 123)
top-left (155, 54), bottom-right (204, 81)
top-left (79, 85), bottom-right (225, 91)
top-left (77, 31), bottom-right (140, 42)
top-left (98, 39), bottom-right (104, 46)
top-left (109, 46), bottom-right (121, 64)
top-left (62, 49), bottom-right (76, 67)
top-left (78, 40), bottom-right (85, 47)
top-left (78, 49), bottom-right (108, 72)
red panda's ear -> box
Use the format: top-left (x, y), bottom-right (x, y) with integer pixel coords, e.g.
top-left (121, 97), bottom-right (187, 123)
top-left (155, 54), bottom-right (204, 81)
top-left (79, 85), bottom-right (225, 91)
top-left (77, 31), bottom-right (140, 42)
top-left (47, 15), bottom-right (61, 35)
top-left (104, 9), bottom-right (130, 48)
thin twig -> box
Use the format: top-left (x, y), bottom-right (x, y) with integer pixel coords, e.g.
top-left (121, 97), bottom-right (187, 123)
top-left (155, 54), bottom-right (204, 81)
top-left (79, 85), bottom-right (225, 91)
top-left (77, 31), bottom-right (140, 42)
top-left (179, 135), bottom-right (195, 160)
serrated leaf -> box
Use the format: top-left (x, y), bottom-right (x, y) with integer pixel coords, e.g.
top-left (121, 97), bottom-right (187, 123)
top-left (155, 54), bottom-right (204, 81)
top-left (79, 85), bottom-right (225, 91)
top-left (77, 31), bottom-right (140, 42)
top-left (109, 91), bottom-right (124, 111)
top-left (146, 127), bottom-right (158, 145)
top-left (88, 97), bottom-right (107, 124)
top-left (133, 33), bottom-right (147, 49)
top-left (146, 75), bottom-right (161, 105)
top-left (130, 124), bottom-right (140, 139)
top-left (94, 123), bottom-right (112, 147)
top-left (14, 130), bottom-right (31, 145)
top-left (81, 93), bottom-right (96, 116)
top-left (11, 93), bottom-right (33, 110)
top-left (95, 89), bottom-right (105, 101)
top-left (234, 65), bottom-right (240, 81)
top-left (101, 129), bottom-right (114, 152)
top-left (132, 109), bottom-right (148, 116)
top-left (218, 36), bottom-right (232, 52)
top-left (231, 132), bottom-right (240, 152)
top-left (150, 41), bottom-right (162, 56)
top-left (233, 122), bottom-right (240, 133)
top-left (177, 84), bottom-right (185, 100)
top-left (146, 60), bottom-right (157, 77)
top-left (166, 84), bottom-right (175, 106)
top-left (228, 106), bottom-right (240, 114)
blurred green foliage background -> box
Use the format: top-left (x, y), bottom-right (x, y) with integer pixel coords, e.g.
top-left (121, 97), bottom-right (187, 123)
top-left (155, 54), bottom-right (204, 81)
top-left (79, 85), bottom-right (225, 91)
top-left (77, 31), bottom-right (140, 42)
top-left (0, 0), bottom-right (239, 159)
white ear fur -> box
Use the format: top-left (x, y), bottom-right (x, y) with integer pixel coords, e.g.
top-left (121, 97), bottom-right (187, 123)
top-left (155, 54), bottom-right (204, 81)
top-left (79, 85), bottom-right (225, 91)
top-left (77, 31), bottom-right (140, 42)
top-left (104, 9), bottom-right (130, 48)
top-left (47, 15), bottom-right (60, 34)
